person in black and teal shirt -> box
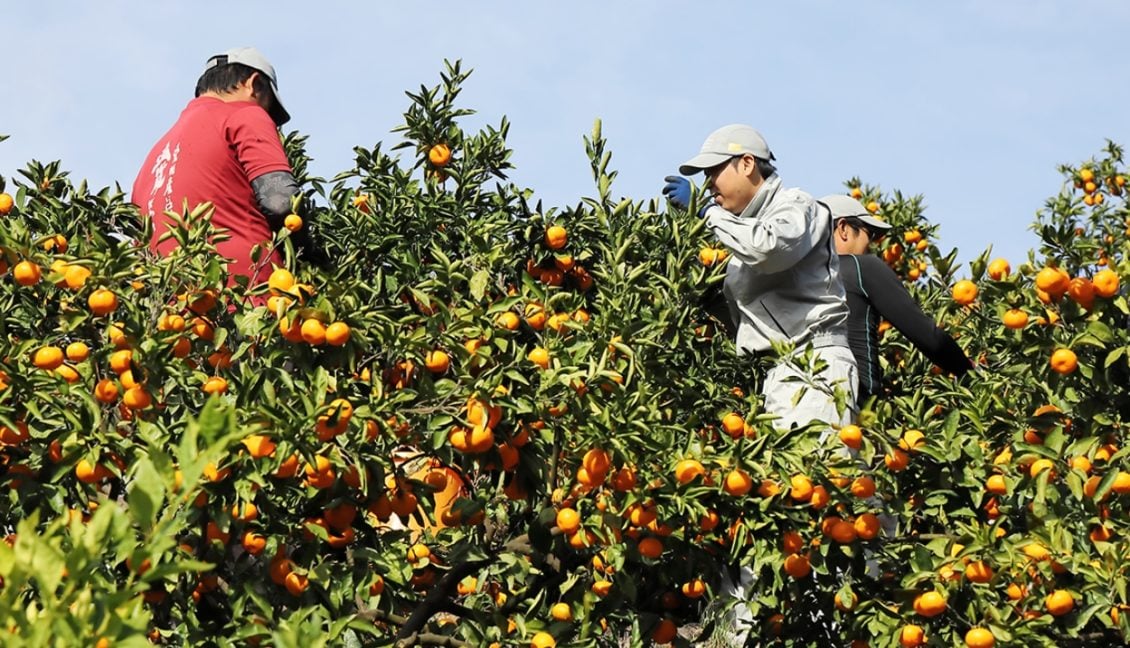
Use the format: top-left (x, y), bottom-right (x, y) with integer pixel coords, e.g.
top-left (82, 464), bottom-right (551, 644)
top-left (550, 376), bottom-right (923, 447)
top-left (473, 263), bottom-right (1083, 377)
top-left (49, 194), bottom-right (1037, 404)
top-left (822, 194), bottom-right (973, 404)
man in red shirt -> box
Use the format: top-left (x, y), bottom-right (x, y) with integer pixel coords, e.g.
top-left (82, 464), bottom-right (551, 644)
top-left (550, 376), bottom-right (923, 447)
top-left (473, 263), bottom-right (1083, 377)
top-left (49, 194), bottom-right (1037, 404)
top-left (132, 46), bottom-right (322, 286)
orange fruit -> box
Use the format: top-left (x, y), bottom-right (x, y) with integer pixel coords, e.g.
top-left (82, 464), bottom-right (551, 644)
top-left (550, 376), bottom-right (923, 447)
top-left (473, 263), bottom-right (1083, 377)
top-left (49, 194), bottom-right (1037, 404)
top-left (757, 479), bottom-right (781, 497)
top-left (267, 268), bottom-right (295, 294)
top-left (789, 474), bottom-right (814, 501)
top-left (75, 459), bottom-right (110, 483)
top-left (122, 386), bottom-right (151, 410)
top-left (723, 469), bottom-right (753, 496)
top-left (1112, 472), bottom-right (1130, 494)
top-left (202, 376), bottom-right (228, 395)
top-left (866, 201), bottom-right (880, 213)
top-left (241, 531), bottom-right (267, 556)
top-left (582, 448), bottom-right (612, 475)
top-left (1067, 277), bottom-right (1095, 307)
top-left (839, 424), bottom-right (863, 450)
top-left (1005, 583), bottom-right (1026, 601)
top-left (985, 474), bottom-right (1007, 495)
top-left (829, 520), bottom-right (858, 544)
top-left (94, 378), bottom-right (119, 403)
top-left (550, 602), bottom-right (572, 621)
top-left (721, 413), bottom-right (745, 438)
top-left (492, 309), bottom-right (515, 327)
top-left (63, 264), bottom-right (91, 289)
top-left (913, 591), bottom-right (947, 617)
top-left (13, 260), bottom-right (41, 286)
top-left (300, 319), bottom-right (327, 345)
top-left (699, 247), bottom-right (722, 266)
top-left (899, 624), bottom-right (926, 648)
top-left (951, 280), bottom-right (978, 305)
top-left (1002, 308), bottom-right (1028, 329)
top-left (674, 458), bottom-right (705, 484)
top-left (885, 448), bottom-right (909, 471)
top-left (268, 555), bottom-right (294, 585)
top-left (1049, 348), bottom-right (1077, 374)
top-left (964, 627), bottom-right (995, 648)
top-left (555, 508), bottom-right (580, 535)
top-left (964, 560), bottom-right (993, 583)
top-left (681, 578), bottom-right (707, 599)
top-left (87, 288), bottom-right (119, 316)
top-left (651, 618), bottom-right (677, 644)
top-left (986, 258), bottom-right (1010, 280)
top-left (241, 434), bottom-right (277, 459)
top-left (1022, 542), bottom-right (1050, 562)
top-left (782, 553), bottom-right (811, 578)
top-left (303, 455), bottom-right (335, 488)
top-left (1090, 525), bottom-right (1113, 543)
top-left (808, 484), bottom-right (829, 509)
top-left (351, 194), bottom-right (371, 213)
top-left (523, 303), bottom-right (548, 330)
top-left (591, 579), bottom-right (612, 597)
top-left (854, 513), bottom-right (881, 540)
top-left (1035, 267), bottom-right (1069, 296)
top-left (850, 476), bottom-right (876, 499)
top-left (834, 590), bottom-right (858, 611)
top-left (1093, 269), bottom-right (1119, 298)
top-left (283, 214), bottom-right (302, 231)
top-left (0, 192), bottom-right (12, 214)
top-left (109, 349), bottom-right (133, 374)
top-left (1070, 455), bottom-right (1092, 474)
top-left (530, 631), bottom-right (556, 648)
top-left (544, 225), bottom-right (568, 250)
top-left (33, 346), bottom-right (65, 370)
top-left (232, 502), bottom-right (258, 522)
top-left (425, 349), bottom-right (450, 374)
top-left (782, 530), bottom-right (804, 554)
top-left (1029, 458), bottom-right (1056, 480)
top-left (899, 429), bottom-right (925, 452)
top-left (638, 536), bottom-right (663, 559)
top-left (406, 543), bottom-right (431, 565)
top-left (284, 571), bottom-right (308, 596)
top-left (1045, 589), bottom-right (1074, 616)
top-left (527, 347), bottom-right (550, 369)
top-left (324, 322), bottom-right (350, 346)
top-left (428, 143), bottom-right (452, 167)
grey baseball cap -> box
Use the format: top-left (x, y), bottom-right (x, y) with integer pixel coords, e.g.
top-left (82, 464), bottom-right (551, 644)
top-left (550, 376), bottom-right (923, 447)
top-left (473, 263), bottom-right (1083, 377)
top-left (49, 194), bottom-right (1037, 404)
top-left (679, 124), bottom-right (775, 175)
top-left (204, 46), bottom-right (290, 126)
top-left (821, 194), bottom-right (892, 230)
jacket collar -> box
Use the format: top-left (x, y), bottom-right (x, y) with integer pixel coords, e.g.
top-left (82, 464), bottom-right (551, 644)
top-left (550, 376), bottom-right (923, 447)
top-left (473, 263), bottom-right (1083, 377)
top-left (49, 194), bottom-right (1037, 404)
top-left (737, 174), bottom-right (781, 219)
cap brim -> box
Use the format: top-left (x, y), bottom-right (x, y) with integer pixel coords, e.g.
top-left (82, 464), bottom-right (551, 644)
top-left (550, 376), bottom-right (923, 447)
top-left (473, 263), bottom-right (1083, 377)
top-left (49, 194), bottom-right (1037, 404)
top-left (858, 215), bottom-right (892, 230)
top-left (678, 152), bottom-right (732, 176)
top-left (267, 84), bottom-right (290, 126)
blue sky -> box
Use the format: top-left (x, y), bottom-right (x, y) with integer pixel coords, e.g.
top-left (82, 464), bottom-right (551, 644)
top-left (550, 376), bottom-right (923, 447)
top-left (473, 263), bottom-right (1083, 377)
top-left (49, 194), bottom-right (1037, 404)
top-left (3, 1), bottom-right (1128, 270)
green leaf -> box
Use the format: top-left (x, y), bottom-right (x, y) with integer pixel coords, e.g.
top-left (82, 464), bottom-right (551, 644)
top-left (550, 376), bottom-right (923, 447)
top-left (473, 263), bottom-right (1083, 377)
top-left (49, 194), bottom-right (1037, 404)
top-left (127, 456), bottom-right (166, 530)
top-left (469, 268), bottom-right (489, 301)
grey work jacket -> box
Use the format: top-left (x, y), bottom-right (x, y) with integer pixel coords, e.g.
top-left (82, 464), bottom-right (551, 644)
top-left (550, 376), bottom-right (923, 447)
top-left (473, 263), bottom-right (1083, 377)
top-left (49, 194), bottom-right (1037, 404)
top-left (704, 175), bottom-right (851, 355)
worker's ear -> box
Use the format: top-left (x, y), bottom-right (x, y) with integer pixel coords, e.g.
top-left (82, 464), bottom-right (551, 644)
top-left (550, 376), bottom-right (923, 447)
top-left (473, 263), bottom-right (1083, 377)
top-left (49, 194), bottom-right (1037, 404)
top-left (732, 154), bottom-right (758, 182)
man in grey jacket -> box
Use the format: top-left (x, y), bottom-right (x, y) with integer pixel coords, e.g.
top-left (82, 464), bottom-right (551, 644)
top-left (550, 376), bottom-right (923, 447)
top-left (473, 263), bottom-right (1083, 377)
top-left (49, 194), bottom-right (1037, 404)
top-left (665, 124), bottom-right (858, 430)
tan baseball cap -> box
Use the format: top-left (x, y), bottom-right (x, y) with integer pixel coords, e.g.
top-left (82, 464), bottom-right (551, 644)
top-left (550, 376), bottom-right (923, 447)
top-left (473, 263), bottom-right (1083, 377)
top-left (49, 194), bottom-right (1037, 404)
top-left (679, 124), bottom-right (775, 175)
top-left (204, 46), bottom-right (290, 126)
top-left (821, 194), bottom-right (891, 231)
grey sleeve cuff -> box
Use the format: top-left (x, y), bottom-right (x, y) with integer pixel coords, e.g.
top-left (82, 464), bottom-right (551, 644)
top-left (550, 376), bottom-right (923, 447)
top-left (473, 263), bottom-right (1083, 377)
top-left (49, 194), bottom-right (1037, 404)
top-left (251, 170), bottom-right (301, 226)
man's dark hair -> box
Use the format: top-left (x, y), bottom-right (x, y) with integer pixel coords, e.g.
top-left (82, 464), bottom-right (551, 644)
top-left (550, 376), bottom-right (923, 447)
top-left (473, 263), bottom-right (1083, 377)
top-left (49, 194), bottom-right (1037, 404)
top-left (195, 62), bottom-right (273, 100)
top-left (755, 157), bottom-right (777, 180)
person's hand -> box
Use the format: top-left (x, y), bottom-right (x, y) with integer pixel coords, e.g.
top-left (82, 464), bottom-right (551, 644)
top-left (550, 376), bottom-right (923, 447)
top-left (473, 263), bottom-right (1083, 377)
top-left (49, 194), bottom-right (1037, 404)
top-left (662, 175), bottom-right (691, 209)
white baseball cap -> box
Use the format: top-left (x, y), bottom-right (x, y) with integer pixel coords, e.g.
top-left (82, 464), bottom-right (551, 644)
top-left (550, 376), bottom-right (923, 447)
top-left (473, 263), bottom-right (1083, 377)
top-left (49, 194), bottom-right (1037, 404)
top-left (204, 46), bottom-right (290, 126)
top-left (679, 124), bottom-right (775, 175)
top-left (821, 194), bottom-right (892, 231)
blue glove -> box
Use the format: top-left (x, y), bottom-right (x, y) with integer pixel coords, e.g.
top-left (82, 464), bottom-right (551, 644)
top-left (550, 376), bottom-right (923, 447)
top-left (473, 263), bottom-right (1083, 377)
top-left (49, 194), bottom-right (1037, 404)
top-left (662, 175), bottom-right (691, 209)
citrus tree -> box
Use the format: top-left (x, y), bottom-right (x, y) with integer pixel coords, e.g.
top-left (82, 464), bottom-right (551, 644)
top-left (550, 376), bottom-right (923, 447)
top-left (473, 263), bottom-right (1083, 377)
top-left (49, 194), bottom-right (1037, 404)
top-left (0, 61), bottom-right (1127, 648)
